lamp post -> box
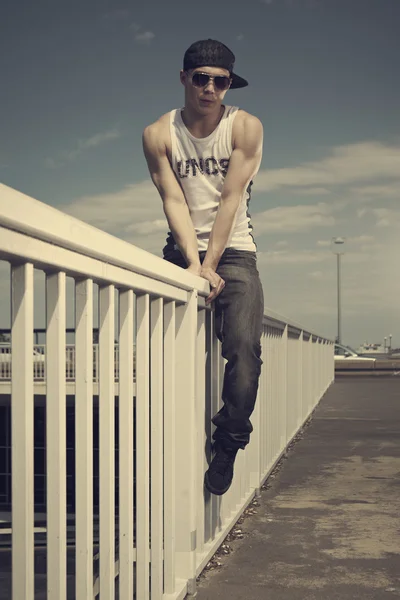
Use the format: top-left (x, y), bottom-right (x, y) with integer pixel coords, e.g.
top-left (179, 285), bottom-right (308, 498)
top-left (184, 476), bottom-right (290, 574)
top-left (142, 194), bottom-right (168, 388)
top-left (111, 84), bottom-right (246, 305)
top-left (331, 237), bottom-right (346, 345)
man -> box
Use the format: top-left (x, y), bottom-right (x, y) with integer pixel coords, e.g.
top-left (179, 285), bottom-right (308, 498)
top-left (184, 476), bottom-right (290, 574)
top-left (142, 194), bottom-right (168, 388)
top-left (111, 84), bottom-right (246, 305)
top-left (143, 39), bottom-right (264, 496)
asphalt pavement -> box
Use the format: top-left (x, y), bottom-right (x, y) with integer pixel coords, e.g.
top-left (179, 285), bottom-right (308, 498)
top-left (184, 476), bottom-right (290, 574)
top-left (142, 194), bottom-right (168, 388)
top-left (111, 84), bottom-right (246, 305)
top-left (196, 377), bottom-right (400, 600)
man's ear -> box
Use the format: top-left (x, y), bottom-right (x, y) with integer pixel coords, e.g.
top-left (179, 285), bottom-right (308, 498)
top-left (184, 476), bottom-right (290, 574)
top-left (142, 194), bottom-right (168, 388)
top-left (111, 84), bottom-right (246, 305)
top-left (180, 69), bottom-right (188, 86)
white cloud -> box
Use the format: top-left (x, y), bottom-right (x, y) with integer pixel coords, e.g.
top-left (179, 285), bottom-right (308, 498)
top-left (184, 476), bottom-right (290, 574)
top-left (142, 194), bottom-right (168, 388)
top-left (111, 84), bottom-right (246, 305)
top-left (45, 128), bottom-right (121, 168)
top-left (134, 31), bottom-right (155, 44)
top-left (258, 249), bottom-right (331, 265)
top-left (359, 207), bottom-right (400, 228)
top-left (349, 235), bottom-right (375, 244)
top-left (64, 180), bottom-right (160, 229)
top-left (255, 142), bottom-right (400, 193)
top-left (62, 189), bottom-right (336, 249)
top-left (66, 129), bottom-right (121, 161)
top-left (63, 180), bottom-right (166, 255)
top-left (293, 187), bottom-right (331, 196)
top-left (124, 219), bottom-right (167, 235)
top-left (351, 182), bottom-right (400, 199)
top-left (257, 248), bottom-right (370, 266)
top-left (130, 23), bottom-right (155, 44)
top-left (254, 203), bottom-right (335, 234)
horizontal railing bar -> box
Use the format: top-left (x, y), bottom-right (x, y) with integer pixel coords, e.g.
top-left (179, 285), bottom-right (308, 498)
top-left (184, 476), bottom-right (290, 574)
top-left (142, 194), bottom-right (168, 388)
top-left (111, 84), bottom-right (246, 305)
top-left (0, 226), bottom-right (190, 304)
top-left (263, 310), bottom-right (332, 341)
top-left (0, 236), bottom-right (332, 345)
top-left (0, 184), bottom-right (210, 295)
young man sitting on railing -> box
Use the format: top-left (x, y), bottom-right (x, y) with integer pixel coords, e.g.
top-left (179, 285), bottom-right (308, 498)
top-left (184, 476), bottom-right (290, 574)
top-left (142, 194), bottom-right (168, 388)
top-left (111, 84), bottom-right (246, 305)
top-left (143, 39), bottom-right (264, 496)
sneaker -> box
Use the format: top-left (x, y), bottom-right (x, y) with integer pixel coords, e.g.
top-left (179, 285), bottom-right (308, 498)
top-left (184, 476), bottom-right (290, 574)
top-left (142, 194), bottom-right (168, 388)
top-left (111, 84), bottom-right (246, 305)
top-left (204, 442), bottom-right (239, 496)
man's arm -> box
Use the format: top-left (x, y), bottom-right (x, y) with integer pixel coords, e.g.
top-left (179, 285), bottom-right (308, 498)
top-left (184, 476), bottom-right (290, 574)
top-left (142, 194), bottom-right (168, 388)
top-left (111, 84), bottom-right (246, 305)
top-left (202, 113), bottom-right (263, 271)
top-left (142, 122), bottom-right (201, 269)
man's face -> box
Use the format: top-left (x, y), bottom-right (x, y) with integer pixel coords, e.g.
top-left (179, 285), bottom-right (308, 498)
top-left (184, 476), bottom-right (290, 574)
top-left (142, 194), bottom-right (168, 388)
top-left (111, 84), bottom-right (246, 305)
top-left (180, 66), bottom-right (231, 113)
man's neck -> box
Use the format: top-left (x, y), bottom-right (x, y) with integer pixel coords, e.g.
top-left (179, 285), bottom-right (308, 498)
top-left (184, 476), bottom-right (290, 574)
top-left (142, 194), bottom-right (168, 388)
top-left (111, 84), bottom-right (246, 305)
top-left (181, 104), bottom-right (225, 139)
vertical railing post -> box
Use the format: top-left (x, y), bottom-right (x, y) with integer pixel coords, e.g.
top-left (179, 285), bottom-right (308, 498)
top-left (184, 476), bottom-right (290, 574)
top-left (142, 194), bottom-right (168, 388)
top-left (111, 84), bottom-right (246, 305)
top-left (150, 297), bottom-right (164, 599)
top-left (308, 335), bottom-right (314, 415)
top-left (75, 278), bottom-right (94, 600)
top-left (98, 284), bottom-right (116, 600)
top-left (174, 290), bottom-right (198, 596)
top-left (203, 308), bottom-right (214, 545)
top-left (163, 300), bottom-right (176, 595)
top-left (281, 324), bottom-right (288, 450)
top-left (136, 294), bottom-right (150, 599)
top-left (298, 330), bottom-right (303, 426)
top-left (318, 339), bottom-right (322, 398)
top-left (118, 289), bottom-right (134, 600)
top-left (210, 309), bottom-right (221, 534)
top-left (195, 306), bottom-right (206, 556)
top-left (267, 329), bottom-right (274, 473)
top-left (248, 325), bottom-right (262, 492)
top-left (11, 263), bottom-right (34, 600)
top-left (46, 271), bottom-right (67, 600)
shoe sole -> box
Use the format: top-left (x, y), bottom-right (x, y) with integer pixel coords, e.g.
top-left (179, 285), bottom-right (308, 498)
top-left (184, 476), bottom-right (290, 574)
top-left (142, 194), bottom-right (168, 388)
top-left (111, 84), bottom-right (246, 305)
top-left (204, 471), bottom-right (232, 496)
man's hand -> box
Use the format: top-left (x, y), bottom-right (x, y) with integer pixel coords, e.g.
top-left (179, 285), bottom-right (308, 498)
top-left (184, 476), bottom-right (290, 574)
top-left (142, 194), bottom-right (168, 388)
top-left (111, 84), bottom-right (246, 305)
top-left (186, 264), bottom-right (225, 305)
top-left (200, 266), bottom-right (226, 305)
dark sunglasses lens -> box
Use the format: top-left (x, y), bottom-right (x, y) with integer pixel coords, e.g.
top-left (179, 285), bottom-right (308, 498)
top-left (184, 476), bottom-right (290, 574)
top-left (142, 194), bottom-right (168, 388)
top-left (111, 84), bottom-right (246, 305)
top-left (214, 76), bottom-right (230, 91)
top-left (192, 73), bottom-right (210, 87)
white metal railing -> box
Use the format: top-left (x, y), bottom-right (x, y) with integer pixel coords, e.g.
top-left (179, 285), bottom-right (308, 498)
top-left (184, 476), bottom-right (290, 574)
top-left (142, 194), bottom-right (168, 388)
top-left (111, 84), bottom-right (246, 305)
top-left (0, 183), bottom-right (334, 600)
top-left (0, 343), bottom-right (135, 382)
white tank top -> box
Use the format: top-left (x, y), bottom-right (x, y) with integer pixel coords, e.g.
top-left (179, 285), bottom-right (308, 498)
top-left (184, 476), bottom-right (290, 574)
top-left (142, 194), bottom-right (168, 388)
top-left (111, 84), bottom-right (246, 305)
top-left (163, 105), bottom-right (258, 254)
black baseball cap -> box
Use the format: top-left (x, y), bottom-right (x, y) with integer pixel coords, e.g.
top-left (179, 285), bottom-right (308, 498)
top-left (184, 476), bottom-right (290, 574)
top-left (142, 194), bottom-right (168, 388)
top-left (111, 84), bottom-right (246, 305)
top-left (183, 39), bottom-right (248, 89)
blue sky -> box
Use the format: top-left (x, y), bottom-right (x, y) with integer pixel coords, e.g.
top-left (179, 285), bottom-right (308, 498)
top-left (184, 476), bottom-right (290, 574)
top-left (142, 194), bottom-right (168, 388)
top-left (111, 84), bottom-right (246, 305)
top-left (1, 0), bottom-right (400, 347)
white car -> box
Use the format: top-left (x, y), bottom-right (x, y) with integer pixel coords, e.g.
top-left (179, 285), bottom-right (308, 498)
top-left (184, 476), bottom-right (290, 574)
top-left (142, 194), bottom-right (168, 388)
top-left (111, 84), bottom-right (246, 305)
top-left (334, 343), bottom-right (375, 363)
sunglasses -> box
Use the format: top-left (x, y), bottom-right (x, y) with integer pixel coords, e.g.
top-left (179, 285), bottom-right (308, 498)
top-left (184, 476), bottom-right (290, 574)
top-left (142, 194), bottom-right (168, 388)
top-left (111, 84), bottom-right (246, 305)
top-left (190, 71), bottom-right (231, 92)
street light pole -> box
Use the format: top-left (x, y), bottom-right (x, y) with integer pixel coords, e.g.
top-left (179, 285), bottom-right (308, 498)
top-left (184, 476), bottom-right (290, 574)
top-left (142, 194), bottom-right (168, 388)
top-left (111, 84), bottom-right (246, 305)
top-left (331, 237), bottom-right (346, 345)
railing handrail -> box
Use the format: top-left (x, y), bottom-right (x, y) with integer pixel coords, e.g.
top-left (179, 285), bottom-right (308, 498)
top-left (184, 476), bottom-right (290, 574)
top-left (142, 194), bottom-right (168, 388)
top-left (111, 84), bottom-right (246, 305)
top-left (0, 183), bottom-right (209, 296)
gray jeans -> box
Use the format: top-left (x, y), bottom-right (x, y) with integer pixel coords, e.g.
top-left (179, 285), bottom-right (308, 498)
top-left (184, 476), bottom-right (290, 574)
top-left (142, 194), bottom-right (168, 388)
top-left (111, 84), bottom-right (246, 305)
top-left (163, 247), bottom-right (264, 451)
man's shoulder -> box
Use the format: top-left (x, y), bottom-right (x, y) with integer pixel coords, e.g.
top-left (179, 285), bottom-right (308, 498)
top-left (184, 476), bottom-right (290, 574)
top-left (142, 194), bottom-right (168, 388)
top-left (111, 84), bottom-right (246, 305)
top-left (232, 110), bottom-right (263, 148)
top-left (144, 111), bottom-right (173, 136)
top-left (234, 109), bottom-right (262, 129)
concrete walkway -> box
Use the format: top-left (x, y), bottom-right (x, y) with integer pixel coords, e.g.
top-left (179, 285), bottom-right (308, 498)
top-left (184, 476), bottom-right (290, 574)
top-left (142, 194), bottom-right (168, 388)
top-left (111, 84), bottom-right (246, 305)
top-left (196, 377), bottom-right (400, 599)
